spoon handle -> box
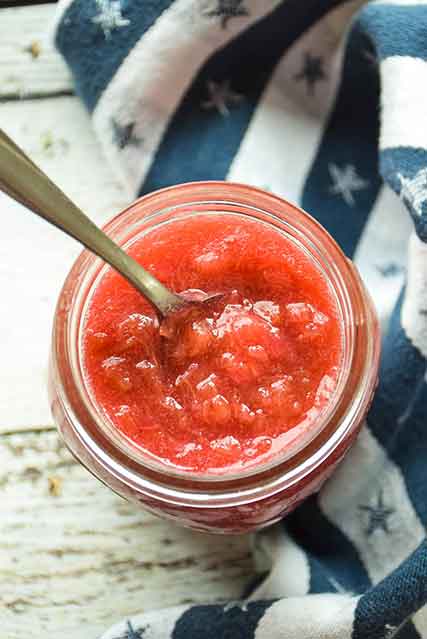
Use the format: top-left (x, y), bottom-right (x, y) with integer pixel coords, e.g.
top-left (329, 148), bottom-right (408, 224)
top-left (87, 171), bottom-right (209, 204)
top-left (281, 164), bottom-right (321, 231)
top-left (0, 129), bottom-right (182, 316)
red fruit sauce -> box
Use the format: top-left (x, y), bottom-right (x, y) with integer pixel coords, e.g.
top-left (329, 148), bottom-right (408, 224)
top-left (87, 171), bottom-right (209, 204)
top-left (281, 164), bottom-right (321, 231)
top-left (83, 215), bottom-right (342, 474)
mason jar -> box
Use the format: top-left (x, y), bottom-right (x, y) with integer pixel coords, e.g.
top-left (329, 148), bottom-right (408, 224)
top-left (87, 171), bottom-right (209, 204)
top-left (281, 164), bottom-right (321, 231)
top-left (49, 182), bottom-right (380, 533)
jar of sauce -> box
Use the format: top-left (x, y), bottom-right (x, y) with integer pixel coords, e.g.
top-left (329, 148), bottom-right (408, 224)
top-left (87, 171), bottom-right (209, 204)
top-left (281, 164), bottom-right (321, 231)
top-left (49, 182), bottom-right (380, 533)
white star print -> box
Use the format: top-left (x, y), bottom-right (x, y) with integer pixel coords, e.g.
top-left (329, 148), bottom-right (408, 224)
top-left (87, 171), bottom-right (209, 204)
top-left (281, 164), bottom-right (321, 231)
top-left (328, 163), bottom-right (369, 206)
top-left (92, 0), bottom-right (130, 39)
top-left (398, 168), bottom-right (427, 217)
top-left (384, 623), bottom-right (398, 638)
top-left (223, 600), bottom-right (249, 612)
top-left (201, 79), bottom-right (243, 117)
top-left (358, 490), bottom-right (394, 536)
top-left (326, 575), bottom-right (348, 594)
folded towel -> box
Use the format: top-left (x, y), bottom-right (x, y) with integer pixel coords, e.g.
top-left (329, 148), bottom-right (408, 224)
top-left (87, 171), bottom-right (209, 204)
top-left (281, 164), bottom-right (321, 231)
top-left (54, 1), bottom-right (427, 637)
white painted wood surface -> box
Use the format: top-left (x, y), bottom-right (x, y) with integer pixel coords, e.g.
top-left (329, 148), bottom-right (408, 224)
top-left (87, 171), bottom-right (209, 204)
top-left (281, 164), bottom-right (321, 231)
top-left (0, 96), bottom-right (129, 431)
top-left (0, 6), bottom-right (254, 638)
top-left (0, 5), bottom-right (72, 99)
top-left (1, 431), bottom-right (253, 639)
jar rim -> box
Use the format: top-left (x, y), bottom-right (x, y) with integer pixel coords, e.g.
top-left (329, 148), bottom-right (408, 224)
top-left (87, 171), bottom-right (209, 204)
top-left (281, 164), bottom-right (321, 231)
top-left (51, 181), bottom-right (380, 506)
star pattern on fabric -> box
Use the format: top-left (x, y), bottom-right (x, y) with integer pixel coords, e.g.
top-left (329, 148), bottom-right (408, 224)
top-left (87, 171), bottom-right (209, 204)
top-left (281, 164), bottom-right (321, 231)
top-left (376, 262), bottom-right (404, 278)
top-left (223, 600), bottom-right (249, 612)
top-left (201, 79), bottom-right (243, 116)
top-left (326, 575), bottom-right (347, 594)
top-left (358, 490), bottom-right (395, 536)
top-left (384, 623), bottom-right (398, 638)
top-left (117, 620), bottom-right (148, 639)
top-left (398, 168), bottom-right (427, 217)
top-left (294, 52), bottom-right (326, 94)
top-left (92, 0), bottom-right (130, 39)
top-left (111, 119), bottom-right (141, 150)
top-left (206, 0), bottom-right (250, 28)
top-left (328, 163), bottom-right (369, 206)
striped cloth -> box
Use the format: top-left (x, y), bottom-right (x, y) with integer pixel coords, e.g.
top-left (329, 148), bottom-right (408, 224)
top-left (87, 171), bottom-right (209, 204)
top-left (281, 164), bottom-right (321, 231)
top-left (53, 1), bottom-right (427, 637)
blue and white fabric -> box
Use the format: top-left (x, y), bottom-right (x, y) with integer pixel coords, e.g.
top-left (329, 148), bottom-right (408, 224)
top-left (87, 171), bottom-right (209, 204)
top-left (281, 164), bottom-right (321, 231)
top-left (53, 1), bottom-right (427, 637)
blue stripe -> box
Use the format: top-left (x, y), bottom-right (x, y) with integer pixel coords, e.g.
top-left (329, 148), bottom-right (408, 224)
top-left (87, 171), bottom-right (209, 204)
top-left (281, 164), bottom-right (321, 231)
top-left (360, 4), bottom-right (427, 61)
top-left (353, 541), bottom-right (427, 639)
top-left (381, 147), bottom-right (427, 242)
top-left (367, 292), bottom-right (427, 526)
top-left (172, 601), bottom-right (274, 639)
top-left (301, 23), bottom-right (382, 258)
top-left (141, 0), bottom-right (355, 195)
top-left (371, 290), bottom-right (427, 426)
top-left (286, 496), bottom-right (371, 594)
top-left (381, 148), bottom-right (427, 189)
top-left (55, 0), bottom-right (175, 112)
top-left (394, 622), bottom-right (423, 639)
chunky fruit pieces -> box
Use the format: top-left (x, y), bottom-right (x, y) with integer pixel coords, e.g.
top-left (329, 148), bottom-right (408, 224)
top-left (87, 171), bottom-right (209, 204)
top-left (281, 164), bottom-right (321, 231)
top-left (83, 215), bottom-right (342, 473)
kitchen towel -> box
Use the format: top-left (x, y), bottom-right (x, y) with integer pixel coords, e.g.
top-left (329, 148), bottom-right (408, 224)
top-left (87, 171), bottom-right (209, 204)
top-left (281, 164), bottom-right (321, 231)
top-left (53, 1), bottom-right (427, 637)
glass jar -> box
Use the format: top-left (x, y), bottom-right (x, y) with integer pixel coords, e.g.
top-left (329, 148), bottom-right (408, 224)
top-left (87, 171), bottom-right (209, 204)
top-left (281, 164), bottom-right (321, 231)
top-left (49, 182), bottom-right (380, 534)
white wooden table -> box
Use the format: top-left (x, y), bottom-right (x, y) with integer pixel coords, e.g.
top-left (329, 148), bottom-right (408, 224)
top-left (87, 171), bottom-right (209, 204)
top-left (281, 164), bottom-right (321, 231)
top-left (0, 6), bottom-right (253, 638)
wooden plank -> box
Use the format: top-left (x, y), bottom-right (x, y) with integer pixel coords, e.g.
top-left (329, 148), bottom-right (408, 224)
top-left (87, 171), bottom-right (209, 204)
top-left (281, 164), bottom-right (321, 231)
top-left (2, 2), bottom-right (56, 7)
top-left (1, 430), bottom-right (253, 639)
top-left (0, 95), bottom-right (130, 433)
top-left (0, 4), bottom-right (73, 99)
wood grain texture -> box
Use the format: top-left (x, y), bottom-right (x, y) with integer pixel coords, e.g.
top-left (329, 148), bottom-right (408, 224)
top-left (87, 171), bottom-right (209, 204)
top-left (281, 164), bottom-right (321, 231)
top-left (2, 2), bottom-right (56, 7)
top-left (1, 431), bottom-right (253, 639)
top-left (0, 4), bottom-right (72, 100)
top-left (0, 96), bottom-right (130, 432)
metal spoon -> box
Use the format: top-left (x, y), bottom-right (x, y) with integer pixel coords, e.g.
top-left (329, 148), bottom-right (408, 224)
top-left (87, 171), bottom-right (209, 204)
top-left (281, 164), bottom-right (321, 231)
top-left (0, 128), bottom-right (186, 316)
